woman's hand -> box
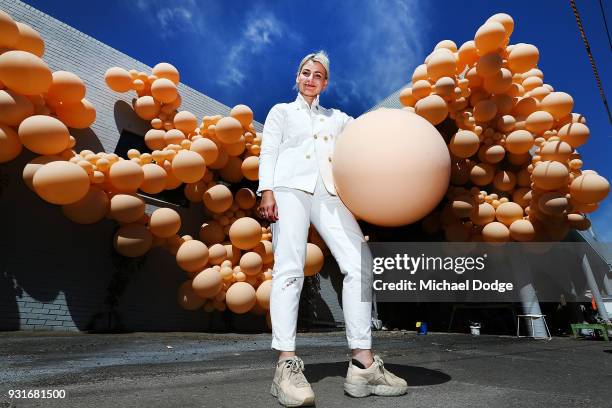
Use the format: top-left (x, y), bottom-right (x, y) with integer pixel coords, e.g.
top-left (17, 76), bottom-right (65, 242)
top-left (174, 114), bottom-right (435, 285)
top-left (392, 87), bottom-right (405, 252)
top-left (258, 190), bottom-right (279, 222)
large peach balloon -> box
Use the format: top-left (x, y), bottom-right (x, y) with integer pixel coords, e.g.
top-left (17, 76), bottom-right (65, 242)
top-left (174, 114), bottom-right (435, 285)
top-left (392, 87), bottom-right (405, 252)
top-left (203, 184), bottom-right (233, 213)
top-left (0, 10), bottom-right (19, 48)
top-left (557, 122), bottom-right (589, 148)
top-left (140, 163), bottom-right (167, 194)
top-left (508, 44), bottom-right (539, 73)
top-left (192, 268), bottom-right (222, 298)
top-left (109, 160), bottom-right (144, 192)
top-left (458, 40), bottom-right (479, 67)
top-left (14, 22), bottom-right (44, 57)
top-left (538, 192), bottom-right (569, 216)
top-left (482, 222), bottom-right (510, 243)
top-left (235, 187), bottom-right (256, 209)
top-left (109, 194), bottom-right (145, 223)
top-left (33, 161), bottom-right (90, 205)
top-left (22, 155), bottom-right (62, 188)
top-left (190, 137), bottom-right (219, 164)
top-left (199, 221), bottom-right (225, 245)
top-left (570, 174), bottom-right (610, 204)
top-left (229, 217), bottom-right (262, 250)
top-left (469, 163), bottom-right (495, 186)
top-left (152, 62), bottom-right (179, 84)
top-left (473, 100), bottom-right (497, 122)
top-left (184, 181), bottom-right (206, 202)
top-left (540, 140), bottom-right (572, 162)
top-left (134, 96), bottom-right (160, 120)
top-left (149, 208), bottom-right (181, 238)
top-left (173, 110), bottom-right (197, 134)
top-left (525, 111), bottom-right (553, 134)
top-left (62, 187), bottom-right (109, 224)
top-left (470, 202), bottom-right (496, 225)
top-left (0, 51), bottom-right (52, 95)
top-left (144, 129), bottom-right (166, 151)
top-left (0, 123), bottom-right (22, 163)
top-left (399, 87), bottom-right (416, 107)
top-left (56, 98), bottom-right (96, 129)
top-left (18, 115), bottom-right (70, 155)
top-left (0, 89), bottom-right (34, 126)
top-left (509, 219), bottom-right (535, 242)
top-left (46, 71), bottom-right (85, 104)
top-left (333, 109), bottom-right (450, 226)
top-left (474, 22), bottom-right (506, 55)
top-left (240, 251), bottom-right (263, 276)
top-left (487, 13), bottom-right (514, 39)
top-left (255, 279), bottom-right (272, 310)
top-left (493, 170), bottom-right (516, 191)
top-left (176, 240), bottom-right (209, 273)
top-left (225, 281), bottom-right (256, 314)
top-left (449, 130), bottom-right (479, 158)
top-left (532, 161), bottom-right (569, 191)
top-left (230, 104), bottom-right (253, 128)
top-left (105, 67), bottom-right (133, 93)
top-left (495, 202), bottom-right (523, 226)
top-left (426, 51), bottom-right (456, 82)
top-left (415, 95), bottom-right (448, 125)
top-left (505, 130), bottom-right (534, 154)
top-left (164, 129), bottom-right (185, 145)
top-left (215, 116), bottom-right (243, 144)
top-left (253, 240), bottom-right (274, 264)
top-left (151, 78), bottom-right (177, 103)
top-left (476, 53), bottom-right (502, 77)
top-left (241, 156), bottom-right (259, 181)
top-left (113, 223), bottom-right (152, 257)
top-left (177, 280), bottom-right (206, 310)
top-left (304, 243), bottom-right (324, 277)
top-left (219, 157), bottom-right (244, 183)
top-left (540, 92), bottom-right (573, 119)
top-left (172, 150), bottom-right (205, 183)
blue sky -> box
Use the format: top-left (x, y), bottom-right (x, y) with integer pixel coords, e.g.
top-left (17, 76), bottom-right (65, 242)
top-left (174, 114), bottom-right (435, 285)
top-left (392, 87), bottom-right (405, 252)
top-left (23, 0), bottom-right (612, 241)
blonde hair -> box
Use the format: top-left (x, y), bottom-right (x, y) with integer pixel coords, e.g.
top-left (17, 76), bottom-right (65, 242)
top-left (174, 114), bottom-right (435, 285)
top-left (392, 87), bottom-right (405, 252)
top-left (296, 50), bottom-right (330, 80)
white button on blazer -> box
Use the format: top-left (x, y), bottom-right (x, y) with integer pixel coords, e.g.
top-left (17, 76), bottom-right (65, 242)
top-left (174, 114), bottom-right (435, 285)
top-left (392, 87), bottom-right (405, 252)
top-left (257, 93), bottom-right (353, 196)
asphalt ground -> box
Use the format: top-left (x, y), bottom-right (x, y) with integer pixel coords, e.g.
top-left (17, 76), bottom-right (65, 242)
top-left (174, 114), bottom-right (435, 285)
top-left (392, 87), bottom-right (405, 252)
top-left (1, 330), bottom-right (611, 408)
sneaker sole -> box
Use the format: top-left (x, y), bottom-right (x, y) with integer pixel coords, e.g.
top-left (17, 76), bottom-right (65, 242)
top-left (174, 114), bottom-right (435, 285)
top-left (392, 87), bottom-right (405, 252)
top-left (343, 382), bottom-right (408, 398)
top-left (270, 382), bottom-right (315, 407)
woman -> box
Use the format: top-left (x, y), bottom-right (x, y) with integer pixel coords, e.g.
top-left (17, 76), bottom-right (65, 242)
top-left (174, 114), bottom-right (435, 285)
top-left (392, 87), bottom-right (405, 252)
top-left (257, 51), bottom-right (407, 407)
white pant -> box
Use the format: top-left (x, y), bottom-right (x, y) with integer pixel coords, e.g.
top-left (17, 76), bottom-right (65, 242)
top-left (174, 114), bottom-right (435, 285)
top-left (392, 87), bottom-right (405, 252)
top-left (270, 174), bottom-right (372, 351)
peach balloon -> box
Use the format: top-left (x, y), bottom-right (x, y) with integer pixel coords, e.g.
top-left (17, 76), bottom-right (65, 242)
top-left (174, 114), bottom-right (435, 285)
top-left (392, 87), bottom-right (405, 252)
top-left (241, 156), bottom-right (259, 181)
top-left (222, 136), bottom-right (246, 157)
top-left (104, 67), bottom-right (133, 93)
top-left (0, 123), bottom-right (22, 163)
top-left (509, 219), bottom-right (535, 242)
top-left (451, 195), bottom-right (474, 218)
top-left (483, 68), bottom-right (512, 94)
top-left (473, 100), bottom-right (497, 122)
top-left (240, 252), bottom-right (263, 276)
top-left (493, 170), bottom-right (516, 191)
top-left (176, 240), bottom-right (209, 273)
top-left (149, 208), bottom-right (181, 238)
top-left (225, 282), bottom-right (256, 314)
top-left (540, 92), bottom-right (573, 119)
top-left (411, 80), bottom-right (432, 100)
top-left (333, 109), bottom-right (450, 227)
top-left (570, 174), bottom-right (610, 204)
top-left (508, 44), bottom-right (539, 73)
top-left (56, 98), bottom-right (96, 129)
top-left (109, 160), bottom-right (144, 192)
top-left (177, 280), bottom-right (206, 310)
top-left (109, 194), bottom-right (145, 223)
top-left (557, 122), bottom-right (589, 148)
top-left (476, 53), bottom-right (502, 77)
top-left (399, 87), bottom-right (415, 107)
top-left (411, 64), bottom-right (428, 82)
top-left (470, 202), bottom-right (496, 225)
top-left (196, 222), bottom-right (223, 246)
top-left (496, 202), bottom-right (523, 226)
top-left (253, 240), bottom-right (274, 264)
top-left (140, 163), bottom-right (167, 194)
top-left (525, 111), bottom-right (553, 135)
top-left (433, 77), bottom-right (455, 100)
top-left (174, 110), bottom-right (197, 134)
top-left (22, 155), bottom-right (62, 188)
top-left (482, 145), bottom-right (505, 164)
top-left (184, 180), bottom-right (206, 203)
top-left (487, 13), bottom-right (514, 39)
top-left (538, 192), bottom-right (569, 216)
top-left (469, 162), bottom-right (495, 186)
top-left (151, 78), bottom-right (177, 103)
top-left (47, 71), bottom-right (85, 104)
top-left (567, 213), bottom-right (591, 231)
top-left (203, 184), bottom-right (233, 213)
top-left (164, 129), bottom-right (185, 145)
top-left (215, 116), bottom-right (243, 144)
top-left (426, 51), bottom-right (456, 81)
top-left (152, 62), bottom-right (179, 84)
top-left (304, 243), bottom-right (324, 277)
top-left (144, 129), bottom-right (166, 151)
top-left (458, 40), bottom-right (479, 68)
top-left (190, 137), bottom-right (219, 164)
top-left (474, 22), bottom-right (506, 55)
top-left (18, 114), bottom-right (70, 155)
top-left (505, 130), bottom-right (534, 154)
top-left (539, 140), bottom-right (572, 162)
top-left (192, 268), bottom-right (222, 298)
top-left (32, 161), bottom-right (89, 204)
top-left (113, 223), bottom-right (152, 257)
top-left (0, 10), bottom-right (19, 47)
top-left (61, 187), bottom-right (109, 224)
top-left (134, 96), bottom-right (160, 120)
top-left (0, 89), bottom-right (34, 126)
top-left (230, 104), bottom-right (254, 128)
top-left (415, 95), bottom-right (448, 125)
top-left (255, 279), bottom-right (272, 310)
top-left (482, 222), bottom-right (510, 243)
top-left (171, 150), bottom-right (205, 183)
top-left (449, 130), bottom-right (479, 158)
top-left (219, 156), bottom-right (244, 183)
top-left (532, 161), bottom-right (569, 191)
top-left (435, 39), bottom-right (458, 52)
top-left (229, 217), bottom-right (262, 250)
top-left (0, 50), bottom-right (52, 95)
top-left (512, 187), bottom-right (532, 208)
top-left (235, 187), bottom-right (256, 209)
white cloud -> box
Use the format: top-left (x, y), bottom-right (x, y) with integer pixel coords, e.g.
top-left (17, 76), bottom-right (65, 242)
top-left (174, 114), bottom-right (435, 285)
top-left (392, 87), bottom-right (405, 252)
top-left (218, 9), bottom-right (287, 87)
top-left (135, 0), bottom-right (203, 37)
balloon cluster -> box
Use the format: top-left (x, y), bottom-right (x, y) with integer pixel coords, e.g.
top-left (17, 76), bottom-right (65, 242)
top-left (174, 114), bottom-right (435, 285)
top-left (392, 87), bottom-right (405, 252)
top-left (399, 13), bottom-right (610, 243)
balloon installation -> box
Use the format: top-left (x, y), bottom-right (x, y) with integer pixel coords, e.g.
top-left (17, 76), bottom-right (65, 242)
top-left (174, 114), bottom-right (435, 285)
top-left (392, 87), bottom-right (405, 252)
top-left (0, 9), bottom-right (608, 323)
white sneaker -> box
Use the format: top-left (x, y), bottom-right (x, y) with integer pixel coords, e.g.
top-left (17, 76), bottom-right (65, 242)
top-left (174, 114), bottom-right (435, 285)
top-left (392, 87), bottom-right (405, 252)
top-left (270, 356), bottom-right (315, 407)
top-left (344, 355), bottom-right (408, 398)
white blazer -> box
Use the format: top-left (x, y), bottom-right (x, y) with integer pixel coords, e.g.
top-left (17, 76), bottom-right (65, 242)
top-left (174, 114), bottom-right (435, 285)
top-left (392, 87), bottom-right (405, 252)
top-left (257, 93), bottom-right (353, 196)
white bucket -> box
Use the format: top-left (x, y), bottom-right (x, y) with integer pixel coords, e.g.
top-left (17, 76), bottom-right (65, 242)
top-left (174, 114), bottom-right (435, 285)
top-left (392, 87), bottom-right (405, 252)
top-left (470, 323), bottom-right (481, 336)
